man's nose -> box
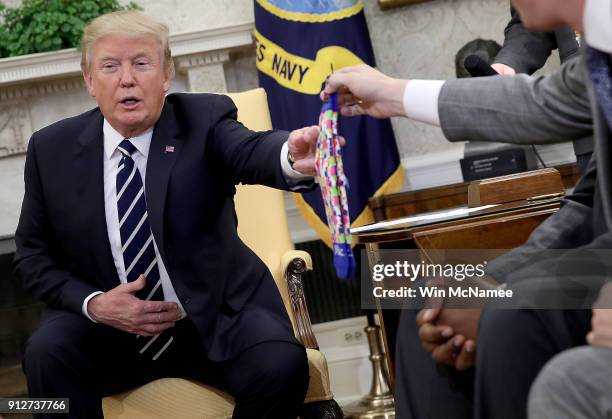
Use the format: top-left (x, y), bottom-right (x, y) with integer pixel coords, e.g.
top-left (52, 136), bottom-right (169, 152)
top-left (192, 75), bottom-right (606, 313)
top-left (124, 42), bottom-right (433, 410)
top-left (119, 64), bottom-right (136, 87)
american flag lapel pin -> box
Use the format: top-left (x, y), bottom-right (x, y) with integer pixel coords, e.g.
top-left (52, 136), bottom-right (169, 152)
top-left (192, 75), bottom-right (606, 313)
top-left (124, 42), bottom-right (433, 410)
top-left (165, 145), bottom-right (175, 153)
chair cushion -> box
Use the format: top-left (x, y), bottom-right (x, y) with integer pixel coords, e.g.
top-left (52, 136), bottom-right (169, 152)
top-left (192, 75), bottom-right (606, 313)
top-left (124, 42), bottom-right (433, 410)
top-left (304, 348), bottom-right (333, 403)
top-left (102, 378), bottom-right (234, 419)
top-left (102, 349), bottom-right (333, 418)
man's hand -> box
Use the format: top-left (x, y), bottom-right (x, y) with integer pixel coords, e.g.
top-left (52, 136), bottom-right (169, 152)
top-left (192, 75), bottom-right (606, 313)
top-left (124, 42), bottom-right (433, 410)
top-left (417, 307), bottom-right (480, 371)
top-left (587, 283), bottom-right (612, 348)
top-left (287, 125), bottom-right (346, 176)
top-left (87, 275), bottom-right (182, 336)
top-left (320, 64), bottom-right (408, 118)
top-left (491, 63), bottom-right (516, 75)
top-left (287, 126), bottom-right (319, 176)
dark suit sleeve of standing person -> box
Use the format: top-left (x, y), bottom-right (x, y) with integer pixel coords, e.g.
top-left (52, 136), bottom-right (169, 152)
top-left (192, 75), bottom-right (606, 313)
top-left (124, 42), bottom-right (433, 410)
top-left (12, 132), bottom-right (100, 315)
top-left (494, 6), bottom-right (558, 74)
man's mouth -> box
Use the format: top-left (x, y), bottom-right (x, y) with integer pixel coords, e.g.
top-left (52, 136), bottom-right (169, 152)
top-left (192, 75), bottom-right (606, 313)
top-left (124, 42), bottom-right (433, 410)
top-left (120, 97), bottom-right (140, 106)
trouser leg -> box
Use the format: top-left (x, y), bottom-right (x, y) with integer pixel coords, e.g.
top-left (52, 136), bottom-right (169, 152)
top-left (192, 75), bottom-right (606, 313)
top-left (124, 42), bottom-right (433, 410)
top-left (395, 309), bottom-right (474, 419)
top-left (24, 309), bottom-right (160, 419)
top-left (475, 308), bottom-right (591, 419)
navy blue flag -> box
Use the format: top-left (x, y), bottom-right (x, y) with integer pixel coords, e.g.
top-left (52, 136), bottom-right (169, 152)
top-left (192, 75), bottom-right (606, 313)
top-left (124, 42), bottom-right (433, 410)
top-left (254, 0), bottom-right (404, 247)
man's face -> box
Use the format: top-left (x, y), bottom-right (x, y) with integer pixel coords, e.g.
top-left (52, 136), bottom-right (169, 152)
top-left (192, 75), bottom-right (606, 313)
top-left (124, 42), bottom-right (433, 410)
top-left (83, 34), bottom-right (170, 138)
top-left (512, 0), bottom-right (584, 32)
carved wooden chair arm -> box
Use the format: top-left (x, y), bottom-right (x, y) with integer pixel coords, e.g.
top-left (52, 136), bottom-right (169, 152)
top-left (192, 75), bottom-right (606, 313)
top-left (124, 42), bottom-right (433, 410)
top-left (281, 250), bottom-right (319, 350)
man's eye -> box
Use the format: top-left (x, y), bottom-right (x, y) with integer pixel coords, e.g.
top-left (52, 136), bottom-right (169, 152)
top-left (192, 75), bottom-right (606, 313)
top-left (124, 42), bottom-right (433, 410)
top-left (102, 64), bottom-right (117, 71)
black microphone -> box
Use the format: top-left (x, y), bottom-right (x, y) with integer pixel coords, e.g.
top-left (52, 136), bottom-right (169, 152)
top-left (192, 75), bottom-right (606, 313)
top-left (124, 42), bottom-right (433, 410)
top-left (463, 55), bottom-right (498, 77)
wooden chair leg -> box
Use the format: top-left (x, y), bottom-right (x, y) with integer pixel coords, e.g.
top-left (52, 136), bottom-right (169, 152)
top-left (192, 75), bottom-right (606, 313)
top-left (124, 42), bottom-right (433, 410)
top-left (300, 399), bottom-right (344, 419)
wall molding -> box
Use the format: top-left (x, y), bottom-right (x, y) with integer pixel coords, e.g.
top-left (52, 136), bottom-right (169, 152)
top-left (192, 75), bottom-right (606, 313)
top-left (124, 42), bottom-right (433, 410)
top-left (0, 22), bottom-right (255, 87)
top-left (176, 50), bottom-right (231, 72)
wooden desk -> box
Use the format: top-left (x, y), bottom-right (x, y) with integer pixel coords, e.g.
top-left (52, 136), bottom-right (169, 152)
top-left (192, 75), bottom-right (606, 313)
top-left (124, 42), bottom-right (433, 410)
top-left (369, 163), bottom-right (579, 222)
top-left (353, 199), bottom-right (562, 388)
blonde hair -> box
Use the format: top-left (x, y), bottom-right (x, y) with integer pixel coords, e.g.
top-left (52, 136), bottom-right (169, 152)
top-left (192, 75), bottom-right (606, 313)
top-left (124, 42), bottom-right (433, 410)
top-left (81, 10), bottom-right (175, 78)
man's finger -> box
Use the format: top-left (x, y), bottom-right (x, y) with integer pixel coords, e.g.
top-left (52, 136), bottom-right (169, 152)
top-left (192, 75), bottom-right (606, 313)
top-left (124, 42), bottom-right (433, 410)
top-left (333, 64), bottom-right (370, 75)
top-left (141, 309), bottom-right (182, 324)
top-left (305, 125), bottom-right (320, 143)
top-left (421, 341), bottom-right (438, 353)
top-left (324, 72), bottom-right (354, 95)
top-left (431, 334), bottom-right (465, 366)
top-left (138, 322), bottom-right (176, 335)
top-left (121, 275), bottom-right (146, 293)
top-left (340, 103), bottom-right (365, 117)
top-left (416, 308), bottom-right (441, 326)
top-left (142, 300), bottom-right (179, 314)
top-left (587, 330), bottom-right (612, 347)
top-left (338, 92), bottom-right (359, 106)
top-left (320, 83), bottom-right (351, 101)
top-left (418, 322), bottom-right (453, 344)
top-left (454, 339), bottom-right (476, 371)
top-left (289, 126), bottom-right (318, 150)
top-left (293, 158), bottom-right (316, 175)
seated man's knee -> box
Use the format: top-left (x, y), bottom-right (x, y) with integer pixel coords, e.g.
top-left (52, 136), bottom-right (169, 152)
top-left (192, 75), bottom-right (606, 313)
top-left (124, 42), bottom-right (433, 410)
top-left (529, 346), bottom-right (612, 419)
top-left (249, 343), bottom-right (309, 395)
top-left (531, 346), bottom-right (607, 398)
top-left (24, 312), bottom-right (93, 374)
top-left (271, 344), bottom-right (309, 388)
top-left (478, 308), bottom-right (536, 348)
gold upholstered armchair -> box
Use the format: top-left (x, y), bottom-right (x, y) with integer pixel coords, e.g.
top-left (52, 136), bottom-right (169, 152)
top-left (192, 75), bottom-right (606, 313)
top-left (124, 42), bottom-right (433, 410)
top-left (102, 88), bottom-right (343, 419)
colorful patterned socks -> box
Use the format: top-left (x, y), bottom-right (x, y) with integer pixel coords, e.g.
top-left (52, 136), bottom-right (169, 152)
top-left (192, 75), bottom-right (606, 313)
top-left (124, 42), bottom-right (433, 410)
top-left (315, 93), bottom-right (356, 279)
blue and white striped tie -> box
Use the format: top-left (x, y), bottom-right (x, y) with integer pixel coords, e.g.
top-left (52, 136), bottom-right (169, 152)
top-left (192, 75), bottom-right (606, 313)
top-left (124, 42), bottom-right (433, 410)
top-left (116, 139), bottom-right (173, 360)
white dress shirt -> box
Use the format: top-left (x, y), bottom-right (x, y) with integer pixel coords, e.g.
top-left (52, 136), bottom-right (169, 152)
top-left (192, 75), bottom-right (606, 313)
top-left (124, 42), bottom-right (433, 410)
top-left (82, 119), bottom-right (311, 321)
top-left (584, 0), bottom-right (612, 54)
top-left (401, 0), bottom-right (612, 125)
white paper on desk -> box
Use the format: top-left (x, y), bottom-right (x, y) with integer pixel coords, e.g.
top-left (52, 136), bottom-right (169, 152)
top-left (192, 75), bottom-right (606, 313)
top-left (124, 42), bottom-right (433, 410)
top-left (351, 204), bottom-right (498, 234)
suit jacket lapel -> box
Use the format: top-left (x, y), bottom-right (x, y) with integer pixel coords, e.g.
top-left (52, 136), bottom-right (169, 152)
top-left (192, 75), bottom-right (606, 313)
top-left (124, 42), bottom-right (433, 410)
top-left (146, 103), bottom-right (182, 266)
top-left (73, 111), bottom-right (120, 288)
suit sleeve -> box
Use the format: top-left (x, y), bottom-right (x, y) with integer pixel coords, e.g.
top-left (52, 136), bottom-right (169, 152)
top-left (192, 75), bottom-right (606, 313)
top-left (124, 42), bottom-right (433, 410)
top-left (439, 56), bottom-right (592, 145)
top-left (436, 54), bottom-right (599, 284)
top-left (485, 154), bottom-right (597, 282)
top-left (494, 6), bottom-right (557, 74)
top-left (207, 94), bottom-right (314, 190)
top-left (12, 134), bottom-right (100, 314)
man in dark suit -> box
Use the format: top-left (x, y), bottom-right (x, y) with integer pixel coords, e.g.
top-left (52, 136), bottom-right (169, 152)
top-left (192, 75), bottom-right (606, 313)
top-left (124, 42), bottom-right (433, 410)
top-left (492, 5), bottom-right (592, 173)
top-left (493, 6), bottom-right (579, 75)
top-left (321, 0), bottom-right (611, 417)
top-left (13, 10), bottom-right (322, 419)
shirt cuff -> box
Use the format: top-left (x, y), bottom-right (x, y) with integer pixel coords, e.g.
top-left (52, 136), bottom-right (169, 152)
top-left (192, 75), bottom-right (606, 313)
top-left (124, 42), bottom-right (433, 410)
top-left (403, 80), bottom-right (445, 126)
top-left (280, 141), bottom-right (314, 188)
top-left (82, 291), bottom-right (104, 322)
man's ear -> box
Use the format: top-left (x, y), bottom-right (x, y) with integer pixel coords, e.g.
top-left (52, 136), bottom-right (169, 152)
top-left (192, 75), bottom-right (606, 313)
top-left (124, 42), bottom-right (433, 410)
top-left (83, 70), bottom-right (96, 97)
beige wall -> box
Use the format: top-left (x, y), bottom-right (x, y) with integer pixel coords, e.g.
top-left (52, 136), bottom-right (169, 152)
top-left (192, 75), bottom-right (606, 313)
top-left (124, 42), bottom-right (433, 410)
top-left (133, 0), bottom-right (253, 33)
